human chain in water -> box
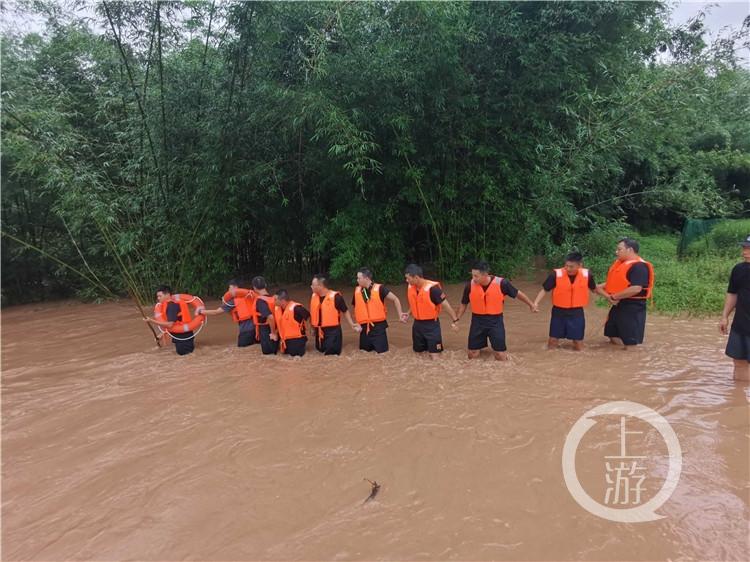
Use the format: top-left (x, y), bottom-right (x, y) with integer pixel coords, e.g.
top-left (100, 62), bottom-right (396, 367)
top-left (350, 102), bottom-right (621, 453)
top-left (145, 234), bottom-right (750, 382)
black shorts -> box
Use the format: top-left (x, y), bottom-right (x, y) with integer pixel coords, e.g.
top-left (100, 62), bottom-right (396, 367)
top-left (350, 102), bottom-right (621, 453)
top-left (315, 326), bottom-right (343, 355)
top-left (725, 328), bottom-right (750, 361)
top-left (604, 301), bottom-right (647, 346)
top-left (283, 337), bottom-right (307, 357)
top-left (257, 324), bottom-right (279, 355)
top-left (237, 321), bottom-right (256, 347)
top-left (468, 314), bottom-right (506, 351)
top-left (359, 320), bottom-right (389, 353)
top-left (172, 332), bottom-right (195, 355)
top-left (412, 319), bottom-right (443, 353)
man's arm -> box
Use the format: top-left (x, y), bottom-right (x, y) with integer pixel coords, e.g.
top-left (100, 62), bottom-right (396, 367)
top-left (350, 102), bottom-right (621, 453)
top-left (533, 288), bottom-right (548, 308)
top-left (720, 293), bottom-right (737, 335)
top-left (442, 298), bottom-right (459, 324)
top-left (343, 309), bottom-right (361, 332)
top-left (385, 291), bottom-right (408, 322)
top-left (144, 317), bottom-right (175, 329)
top-left (610, 285), bottom-right (643, 301)
top-left (199, 306), bottom-right (226, 316)
top-left (267, 314), bottom-right (278, 340)
top-left (516, 290), bottom-right (538, 313)
top-left (456, 302), bottom-right (468, 321)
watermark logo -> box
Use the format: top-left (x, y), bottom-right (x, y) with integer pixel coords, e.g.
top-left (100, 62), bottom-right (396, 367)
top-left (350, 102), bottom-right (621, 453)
top-left (562, 400), bottom-right (682, 523)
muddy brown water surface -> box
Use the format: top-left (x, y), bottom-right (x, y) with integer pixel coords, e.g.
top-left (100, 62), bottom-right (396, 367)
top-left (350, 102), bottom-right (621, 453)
top-left (2, 283), bottom-right (749, 561)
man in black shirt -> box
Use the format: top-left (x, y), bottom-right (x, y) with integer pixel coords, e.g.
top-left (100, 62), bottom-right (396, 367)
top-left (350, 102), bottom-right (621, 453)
top-left (600, 237), bottom-right (654, 348)
top-left (145, 285), bottom-right (195, 355)
top-left (721, 235), bottom-right (750, 381)
top-left (199, 279), bottom-right (256, 347)
top-left (274, 289), bottom-right (311, 357)
top-left (455, 260), bottom-right (536, 360)
top-left (351, 267), bottom-right (408, 353)
top-left (250, 276), bottom-right (279, 355)
top-left (310, 274), bottom-right (359, 355)
top-left (533, 252), bottom-right (609, 351)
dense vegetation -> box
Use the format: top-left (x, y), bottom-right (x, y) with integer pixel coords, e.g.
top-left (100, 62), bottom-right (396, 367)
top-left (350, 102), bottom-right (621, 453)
top-left (2, 1), bottom-right (749, 310)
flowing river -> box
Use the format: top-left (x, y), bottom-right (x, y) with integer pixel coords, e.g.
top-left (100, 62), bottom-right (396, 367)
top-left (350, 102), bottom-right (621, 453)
top-left (2, 283), bottom-right (748, 560)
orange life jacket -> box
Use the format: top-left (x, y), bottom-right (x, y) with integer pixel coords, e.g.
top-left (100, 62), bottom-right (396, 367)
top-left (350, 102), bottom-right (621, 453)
top-left (552, 268), bottom-right (590, 309)
top-left (310, 290), bottom-right (341, 328)
top-left (604, 257), bottom-right (654, 299)
top-left (407, 280), bottom-right (442, 321)
top-left (469, 276), bottom-right (504, 315)
top-left (221, 288), bottom-right (255, 323)
top-left (274, 302), bottom-right (305, 350)
top-left (155, 293), bottom-right (206, 335)
top-left (354, 283), bottom-right (387, 326)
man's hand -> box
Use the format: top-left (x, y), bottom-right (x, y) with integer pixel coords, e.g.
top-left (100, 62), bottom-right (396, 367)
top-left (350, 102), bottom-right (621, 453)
top-left (270, 332), bottom-right (279, 342)
top-left (720, 317), bottom-right (729, 335)
top-left (450, 318), bottom-right (459, 332)
top-left (529, 302), bottom-right (539, 313)
top-left (399, 312), bottom-right (409, 323)
top-left (352, 323), bottom-right (363, 333)
top-left (607, 294), bottom-right (619, 306)
top-left (144, 317), bottom-right (154, 324)
top-left (196, 306), bottom-right (205, 315)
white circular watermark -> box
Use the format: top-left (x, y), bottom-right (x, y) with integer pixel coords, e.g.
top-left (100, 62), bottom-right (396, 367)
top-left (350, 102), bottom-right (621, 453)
top-left (562, 400), bottom-right (682, 523)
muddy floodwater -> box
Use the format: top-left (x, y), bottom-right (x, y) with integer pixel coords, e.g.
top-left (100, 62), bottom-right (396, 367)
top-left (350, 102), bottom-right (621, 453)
top-left (2, 283), bottom-right (749, 561)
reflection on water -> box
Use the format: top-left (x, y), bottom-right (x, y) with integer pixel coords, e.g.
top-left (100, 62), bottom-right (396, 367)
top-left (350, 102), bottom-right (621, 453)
top-left (2, 284), bottom-right (748, 560)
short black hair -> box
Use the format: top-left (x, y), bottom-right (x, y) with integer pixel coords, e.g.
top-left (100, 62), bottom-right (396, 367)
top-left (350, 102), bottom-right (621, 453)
top-left (472, 260), bottom-right (490, 273)
top-left (275, 289), bottom-right (290, 301)
top-left (228, 278), bottom-right (241, 287)
top-left (404, 263), bottom-right (423, 277)
top-left (618, 237), bottom-right (640, 254)
top-left (312, 273), bottom-right (328, 287)
top-left (156, 284), bottom-right (173, 296)
top-left (565, 251), bottom-right (583, 263)
top-left (251, 276), bottom-right (267, 290)
top-left (357, 267), bottom-right (374, 280)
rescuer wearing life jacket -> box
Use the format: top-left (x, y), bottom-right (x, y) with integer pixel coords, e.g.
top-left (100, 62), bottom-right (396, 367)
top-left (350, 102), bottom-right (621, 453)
top-left (533, 251), bottom-right (609, 351)
top-left (273, 289), bottom-right (311, 357)
top-left (351, 267), bottom-right (408, 353)
top-left (310, 274), bottom-right (360, 355)
top-left (198, 279), bottom-right (256, 347)
top-left (404, 263), bottom-right (460, 358)
top-left (454, 260), bottom-right (537, 360)
top-left (599, 237), bottom-right (654, 348)
top-left (250, 276), bottom-right (279, 355)
top-left (145, 285), bottom-right (198, 355)
top-left (719, 234), bottom-right (750, 381)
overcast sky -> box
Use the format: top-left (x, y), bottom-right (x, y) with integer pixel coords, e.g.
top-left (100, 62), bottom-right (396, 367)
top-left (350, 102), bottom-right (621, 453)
top-left (1, 1), bottom-right (748, 64)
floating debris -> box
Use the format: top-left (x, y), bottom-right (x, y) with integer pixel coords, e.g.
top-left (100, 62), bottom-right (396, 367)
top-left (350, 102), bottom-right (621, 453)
top-left (363, 478), bottom-right (380, 503)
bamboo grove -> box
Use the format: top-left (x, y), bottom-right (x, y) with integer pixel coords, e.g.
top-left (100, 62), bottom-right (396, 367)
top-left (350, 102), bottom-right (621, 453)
top-left (2, 1), bottom-right (749, 305)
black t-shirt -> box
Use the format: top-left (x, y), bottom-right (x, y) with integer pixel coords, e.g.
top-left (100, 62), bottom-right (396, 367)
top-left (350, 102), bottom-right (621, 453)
top-left (728, 262), bottom-right (750, 336)
top-left (293, 305), bottom-right (311, 323)
top-left (166, 302), bottom-right (182, 322)
top-left (461, 276), bottom-right (518, 305)
top-left (542, 270), bottom-right (597, 318)
top-left (166, 301), bottom-right (195, 334)
top-left (255, 299), bottom-right (272, 321)
top-left (623, 262), bottom-right (650, 303)
top-left (351, 284), bottom-right (391, 305)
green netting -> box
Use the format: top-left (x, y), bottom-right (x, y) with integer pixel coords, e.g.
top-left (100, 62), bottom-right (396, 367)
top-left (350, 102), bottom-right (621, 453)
top-left (677, 218), bottom-right (723, 256)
